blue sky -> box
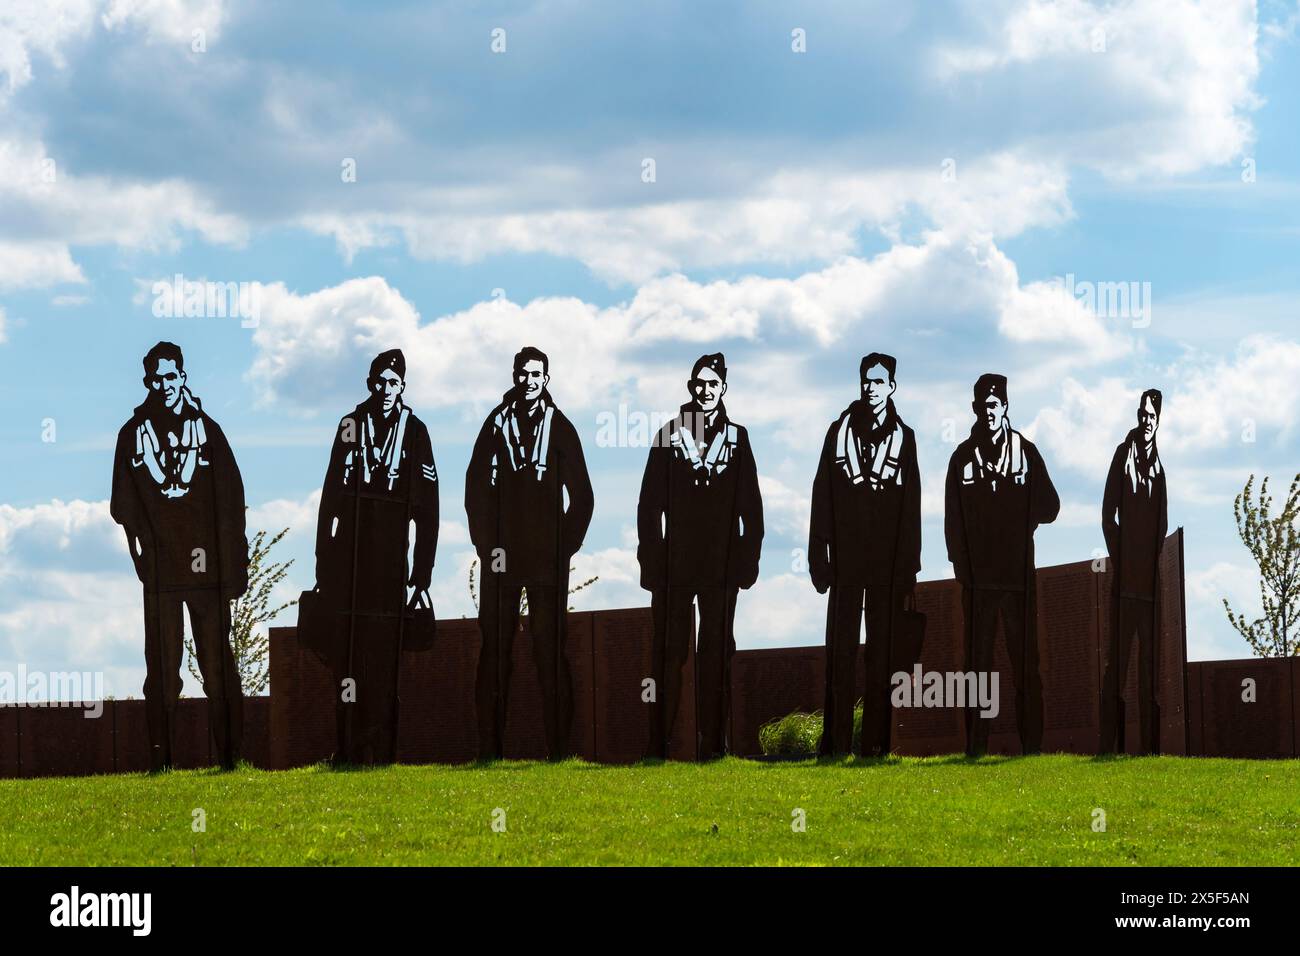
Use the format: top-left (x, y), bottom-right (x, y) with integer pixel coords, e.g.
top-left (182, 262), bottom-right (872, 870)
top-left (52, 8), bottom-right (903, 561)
top-left (1, 0), bottom-right (1298, 698)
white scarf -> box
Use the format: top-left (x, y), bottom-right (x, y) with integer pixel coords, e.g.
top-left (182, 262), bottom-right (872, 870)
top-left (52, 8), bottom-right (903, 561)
top-left (834, 407), bottom-right (905, 489)
top-left (1123, 436), bottom-right (1161, 497)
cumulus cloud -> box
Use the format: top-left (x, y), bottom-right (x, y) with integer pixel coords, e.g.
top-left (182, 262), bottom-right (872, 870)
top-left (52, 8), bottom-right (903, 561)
top-left (1031, 335), bottom-right (1300, 476)
top-left (305, 154), bottom-right (1074, 286)
top-left (934, 0), bottom-right (1261, 177)
top-left (0, 499), bottom-right (143, 696)
top-left (734, 572), bottom-right (828, 647)
top-left (101, 0), bottom-right (226, 44)
top-left (0, 490), bottom-right (317, 700)
top-left (0, 1), bottom-right (1268, 298)
top-left (0, 0), bottom-right (97, 95)
top-left (0, 239), bottom-right (85, 290)
top-left (245, 227), bottom-right (1133, 429)
top-left (757, 474), bottom-right (811, 540)
top-left (1185, 558), bottom-right (1264, 660)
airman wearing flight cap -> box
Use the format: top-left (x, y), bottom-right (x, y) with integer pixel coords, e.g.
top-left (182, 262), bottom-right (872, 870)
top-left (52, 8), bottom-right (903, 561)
top-left (312, 348), bottom-right (440, 765)
top-left (945, 373), bottom-right (1058, 757)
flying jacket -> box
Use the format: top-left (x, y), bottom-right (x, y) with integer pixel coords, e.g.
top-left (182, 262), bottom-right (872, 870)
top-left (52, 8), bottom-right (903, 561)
top-left (636, 401), bottom-right (764, 591)
top-left (314, 399), bottom-right (439, 616)
top-left (465, 388), bottom-right (594, 586)
top-left (1101, 428), bottom-right (1167, 600)
top-left (110, 391), bottom-right (249, 601)
top-left (944, 422), bottom-right (1059, 592)
top-left (808, 399), bottom-right (921, 591)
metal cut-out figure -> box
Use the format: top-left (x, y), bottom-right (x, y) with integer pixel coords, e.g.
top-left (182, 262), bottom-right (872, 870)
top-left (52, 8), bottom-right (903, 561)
top-left (466, 347), bottom-right (594, 761)
top-left (637, 352), bottom-right (764, 759)
top-left (809, 353), bottom-right (921, 757)
top-left (111, 341), bottom-right (248, 771)
top-left (945, 373), bottom-right (1059, 757)
top-left (1099, 388), bottom-right (1167, 755)
top-left (310, 349), bottom-right (439, 766)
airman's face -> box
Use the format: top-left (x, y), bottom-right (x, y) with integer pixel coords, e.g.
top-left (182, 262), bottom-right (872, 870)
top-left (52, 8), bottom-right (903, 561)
top-left (689, 367), bottom-right (726, 412)
top-left (147, 359), bottom-right (185, 410)
top-left (372, 368), bottom-right (404, 413)
top-left (1138, 396), bottom-right (1159, 443)
top-left (979, 395), bottom-right (1007, 433)
top-left (860, 362), bottom-right (895, 414)
top-left (516, 359), bottom-right (548, 402)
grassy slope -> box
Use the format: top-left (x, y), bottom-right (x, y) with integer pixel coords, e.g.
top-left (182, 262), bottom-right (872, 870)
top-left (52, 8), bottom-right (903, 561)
top-left (1, 755), bottom-right (1297, 866)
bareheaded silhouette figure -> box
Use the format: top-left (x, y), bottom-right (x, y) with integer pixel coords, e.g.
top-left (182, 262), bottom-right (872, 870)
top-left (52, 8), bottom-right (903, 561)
top-left (809, 353), bottom-right (921, 756)
top-left (1099, 388), bottom-right (1167, 755)
top-left (945, 373), bottom-right (1059, 757)
top-left (312, 349), bottom-right (439, 766)
top-left (637, 353), bottom-right (764, 759)
top-left (466, 347), bottom-right (594, 760)
top-left (110, 342), bottom-right (248, 771)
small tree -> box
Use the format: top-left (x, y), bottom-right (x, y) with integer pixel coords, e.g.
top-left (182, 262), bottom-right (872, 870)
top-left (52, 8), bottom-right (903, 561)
top-left (468, 557), bottom-right (598, 621)
top-left (1223, 473), bottom-right (1300, 658)
top-left (187, 527), bottom-right (297, 695)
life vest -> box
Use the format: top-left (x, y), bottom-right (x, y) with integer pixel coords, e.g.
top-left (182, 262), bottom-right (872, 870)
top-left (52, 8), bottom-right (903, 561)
top-left (834, 409), bottom-right (905, 489)
top-left (962, 426), bottom-right (1027, 491)
top-left (490, 399), bottom-right (555, 484)
top-left (669, 417), bottom-right (739, 485)
top-left (343, 404), bottom-right (412, 492)
top-left (131, 388), bottom-right (209, 499)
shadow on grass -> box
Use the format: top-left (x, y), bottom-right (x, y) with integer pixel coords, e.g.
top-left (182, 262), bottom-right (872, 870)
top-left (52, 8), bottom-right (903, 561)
top-left (303, 750), bottom-right (1090, 776)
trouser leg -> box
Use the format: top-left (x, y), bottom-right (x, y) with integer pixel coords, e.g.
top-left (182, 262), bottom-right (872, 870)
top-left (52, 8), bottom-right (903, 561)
top-left (1000, 589), bottom-right (1042, 753)
top-left (824, 586), bottom-right (863, 756)
top-left (476, 572), bottom-right (521, 759)
top-left (529, 584), bottom-right (572, 759)
top-left (861, 581), bottom-right (898, 757)
top-left (186, 589), bottom-right (245, 768)
top-left (1098, 593), bottom-right (1129, 754)
top-left (331, 614), bottom-right (365, 765)
top-left (649, 587), bottom-right (692, 758)
top-left (695, 588), bottom-right (736, 758)
top-left (331, 650), bottom-right (352, 764)
top-left (818, 594), bottom-right (834, 758)
top-left (351, 619), bottom-right (399, 765)
top-left (142, 589), bottom-right (185, 770)
top-left (964, 587), bottom-right (996, 756)
top-left (1124, 596), bottom-right (1158, 755)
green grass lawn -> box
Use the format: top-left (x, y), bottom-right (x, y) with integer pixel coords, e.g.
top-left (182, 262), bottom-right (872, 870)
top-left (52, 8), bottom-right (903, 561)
top-left (2, 754), bottom-right (1297, 866)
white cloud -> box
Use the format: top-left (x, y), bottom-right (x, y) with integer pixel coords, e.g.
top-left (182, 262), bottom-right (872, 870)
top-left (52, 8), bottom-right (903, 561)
top-left (757, 474), bottom-right (810, 540)
top-left (0, 239), bottom-right (85, 290)
top-left (0, 499), bottom-right (143, 696)
top-left (1185, 558), bottom-right (1263, 659)
top-left (246, 228), bottom-right (1133, 426)
top-left (101, 0), bottom-right (225, 44)
top-left (0, 1), bottom-right (226, 98)
top-left (1162, 335), bottom-right (1300, 451)
top-left (304, 154), bottom-right (1073, 287)
top-left (734, 572), bottom-right (827, 648)
top-left (0, 135), bottom-right (247, 293)
top-left (0, 0), bottom-right (97, 95)
top-left (1031, 335), bottom-right (1300, 478)
top-left (935, 0), bottom-right (1261, 177)
top-left (1029, 375), bottom-right (1140, 475)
